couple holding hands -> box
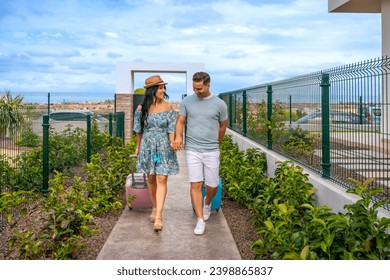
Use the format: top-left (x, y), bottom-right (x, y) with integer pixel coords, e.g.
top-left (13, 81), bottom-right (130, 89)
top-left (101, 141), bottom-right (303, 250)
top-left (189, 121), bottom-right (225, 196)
top-left (133, 72), bottom-right (228, 235)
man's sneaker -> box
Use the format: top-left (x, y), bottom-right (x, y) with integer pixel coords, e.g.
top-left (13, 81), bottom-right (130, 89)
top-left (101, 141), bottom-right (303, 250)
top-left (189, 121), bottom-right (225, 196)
top-left (203, 197), bottom-right (211, 221)
top-left (194, 219), bottom-right (205, 235)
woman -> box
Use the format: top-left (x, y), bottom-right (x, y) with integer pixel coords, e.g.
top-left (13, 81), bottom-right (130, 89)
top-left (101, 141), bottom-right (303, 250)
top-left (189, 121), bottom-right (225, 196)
top-left (133, 75), bottom-right (179, 232)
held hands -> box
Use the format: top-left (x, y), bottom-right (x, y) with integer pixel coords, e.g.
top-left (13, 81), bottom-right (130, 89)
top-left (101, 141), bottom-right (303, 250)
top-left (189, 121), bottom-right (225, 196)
top-left (170, 141), bottom-right (176, 152)
top-left (171, 139), bottom-right (183, 152)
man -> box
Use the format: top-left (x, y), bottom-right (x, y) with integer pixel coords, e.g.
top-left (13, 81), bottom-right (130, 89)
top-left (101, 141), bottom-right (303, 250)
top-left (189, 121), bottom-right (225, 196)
top-left (174, 72), bottom-right (228, 235)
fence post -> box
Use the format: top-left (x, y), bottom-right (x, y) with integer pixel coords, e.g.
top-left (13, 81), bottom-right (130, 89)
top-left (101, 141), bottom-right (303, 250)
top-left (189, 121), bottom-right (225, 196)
top-left (321, 73), bottom-right (331, 179)
top-left (86, 115), bottom-right (91, 163)
top-left (234, 95), bottom-right (237, 126)
top-left (109, 113), bottom-right (113, 145)
top-left (228, 94), bottom-right (233, 129)
top-left (47, 92), bottom-right (50, 116)
top-left (358, 95), bottom-right (363, 124)
top-left (242, 90), bottom-right (247, 137)
top-left (116, 111), bottom-right (125, 144)
top-left (289, 95), bottom-right (292, 125)
top-left (41, 114), bottom-right (50, 194)
top-left (267, 85), bottom-right (273, 150)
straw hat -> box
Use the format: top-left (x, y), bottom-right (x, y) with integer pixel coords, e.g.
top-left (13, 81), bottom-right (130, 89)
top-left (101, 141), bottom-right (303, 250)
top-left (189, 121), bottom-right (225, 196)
top-left (144, 75), bottom-right (168, 89)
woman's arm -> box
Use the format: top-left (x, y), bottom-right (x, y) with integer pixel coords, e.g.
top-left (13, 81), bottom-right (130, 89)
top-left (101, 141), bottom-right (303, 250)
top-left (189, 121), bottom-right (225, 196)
top-left (135, 133), bottom-right (142, 156)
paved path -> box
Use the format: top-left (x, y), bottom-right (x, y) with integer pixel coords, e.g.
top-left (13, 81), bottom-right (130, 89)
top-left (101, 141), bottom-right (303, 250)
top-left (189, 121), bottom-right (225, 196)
top-left (96, 151), bottom-right (241, 260)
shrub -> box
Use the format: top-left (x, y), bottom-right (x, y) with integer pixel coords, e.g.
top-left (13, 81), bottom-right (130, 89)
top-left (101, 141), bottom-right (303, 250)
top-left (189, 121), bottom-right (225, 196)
top-left (220, 135), bottom-right (267, 207)
top-left (15, 128), bottom-right (41, 148)
top-left (280, 127), bottom-right (318, 162)
top-left (2, 135), bottom-right (135, 259)
top-left (220, 135), bottom-right (390, 260)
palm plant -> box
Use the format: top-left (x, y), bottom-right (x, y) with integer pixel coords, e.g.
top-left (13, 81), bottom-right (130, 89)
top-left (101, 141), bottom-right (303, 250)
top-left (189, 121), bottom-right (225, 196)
top-left (0, 90), bottom-right (25, 138)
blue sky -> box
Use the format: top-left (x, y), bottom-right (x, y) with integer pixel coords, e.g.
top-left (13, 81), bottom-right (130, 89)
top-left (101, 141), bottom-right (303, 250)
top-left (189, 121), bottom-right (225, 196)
top-left (0, 0), bottom-right (381, 102)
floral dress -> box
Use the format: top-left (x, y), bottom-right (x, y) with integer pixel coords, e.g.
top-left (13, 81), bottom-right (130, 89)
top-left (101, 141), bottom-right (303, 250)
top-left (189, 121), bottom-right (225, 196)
top-left (133, 109), bottom-right (179, 175)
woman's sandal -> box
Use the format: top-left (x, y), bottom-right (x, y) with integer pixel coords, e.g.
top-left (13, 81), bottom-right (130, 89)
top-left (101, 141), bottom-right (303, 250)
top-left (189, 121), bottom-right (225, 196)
top-left (153, 218), bottom-right (163, 232)
top-left (149, 208), bottom-right (157, 223)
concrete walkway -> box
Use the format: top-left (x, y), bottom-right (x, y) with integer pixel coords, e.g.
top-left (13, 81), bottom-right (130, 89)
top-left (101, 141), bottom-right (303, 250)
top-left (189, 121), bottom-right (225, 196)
top-left (96, 151), bottom-right (241, 260)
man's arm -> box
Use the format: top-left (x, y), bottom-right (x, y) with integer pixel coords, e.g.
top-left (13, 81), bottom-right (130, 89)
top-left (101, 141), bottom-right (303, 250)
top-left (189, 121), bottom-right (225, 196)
top-left (174, 115), bottom-right (186, 150)
top-left (218, 119), bottom-right (228, 145)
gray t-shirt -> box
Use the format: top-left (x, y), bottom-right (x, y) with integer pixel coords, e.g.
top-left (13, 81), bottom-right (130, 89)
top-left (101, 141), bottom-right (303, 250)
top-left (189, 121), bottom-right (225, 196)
top-left (179, 94), bottom-right (228, 153)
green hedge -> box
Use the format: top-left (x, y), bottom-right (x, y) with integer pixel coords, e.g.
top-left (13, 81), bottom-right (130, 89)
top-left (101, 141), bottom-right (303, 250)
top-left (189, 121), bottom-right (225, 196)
top-left (220, 135), bottom-right (390, 260)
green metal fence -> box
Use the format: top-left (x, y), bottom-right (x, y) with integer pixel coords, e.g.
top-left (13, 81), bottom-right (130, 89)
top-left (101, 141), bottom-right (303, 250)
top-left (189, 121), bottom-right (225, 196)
top-left (0, 95), bottom-right (125, 230)
top-left (220, 56), bottom-right (390, 210)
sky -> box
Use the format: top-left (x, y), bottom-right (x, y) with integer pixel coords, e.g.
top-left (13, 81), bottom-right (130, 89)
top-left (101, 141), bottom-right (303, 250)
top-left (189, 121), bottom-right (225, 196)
top-left (0, 0), bottom-right (382, 102)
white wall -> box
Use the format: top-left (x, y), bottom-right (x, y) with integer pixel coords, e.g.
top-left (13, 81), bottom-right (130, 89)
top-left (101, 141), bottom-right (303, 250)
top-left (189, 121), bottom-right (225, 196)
top-left (116, 62), bottom-right (205, 95)
top-left (382, 1), bottom-right (390, 140)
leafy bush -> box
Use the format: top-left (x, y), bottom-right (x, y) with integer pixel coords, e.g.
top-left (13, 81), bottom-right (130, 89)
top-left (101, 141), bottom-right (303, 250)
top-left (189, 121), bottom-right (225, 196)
top-left (83, 139), bottom-right (134, 214)
top-left (280, 127), bottom-right (318, 161)
top-left (220, 135), bottom-right (267, 207)
top-left (49, 126), bottom-right (86, 173)
top-left (0, 155), bottom-right (14, 192)
top-left (1, 136), bottom-right (135, 259)
top-left (90, 122), bottom-right (111, 155)
top-left (246, 100), bottom-right (287, 144)
top-left (39, 172), bottom-right (98, 259)
top-left (330, 178), bottom-right (390, 260)
top-left (15, 128), bottom-right (41, 148)
top-left (3, 124), bottom-right (114, 192)
top-left (220, 135), bottom-right (390, 260)
top-left (9, 148), bottom-right (43, 191)
top-left (251, 165), bottom-right (390, 260)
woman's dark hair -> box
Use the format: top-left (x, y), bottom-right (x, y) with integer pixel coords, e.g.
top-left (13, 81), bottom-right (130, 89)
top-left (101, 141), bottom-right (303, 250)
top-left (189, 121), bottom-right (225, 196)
top-left (139, 85), bottom-right (169, 132)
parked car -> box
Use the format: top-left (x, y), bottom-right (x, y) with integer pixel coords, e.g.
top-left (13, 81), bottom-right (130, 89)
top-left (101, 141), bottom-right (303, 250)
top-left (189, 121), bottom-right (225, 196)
top-left (294, 111), bottom-right (369, 124)
top-left (359, 105), bottom-right (381, 125)
top-left (37, 110), bottom-right (109, 123)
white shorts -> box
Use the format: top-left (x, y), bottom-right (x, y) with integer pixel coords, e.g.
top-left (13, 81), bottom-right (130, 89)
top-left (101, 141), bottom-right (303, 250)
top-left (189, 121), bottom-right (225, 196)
top-left (185, 150), bottom-right (220, 187)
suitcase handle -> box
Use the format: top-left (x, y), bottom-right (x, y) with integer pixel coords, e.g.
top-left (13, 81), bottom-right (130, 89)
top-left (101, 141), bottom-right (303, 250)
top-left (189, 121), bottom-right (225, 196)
top-left (129, 154), bottom-right (147, 187)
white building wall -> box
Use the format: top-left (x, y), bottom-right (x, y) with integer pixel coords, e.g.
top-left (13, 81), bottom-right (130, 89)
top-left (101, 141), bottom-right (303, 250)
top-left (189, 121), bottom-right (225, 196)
top-left (116, 62), bottom-right (205, 95)
top-left (383, 0), bottom-right (390, 56)
top-left (382, 1), bottom-right (390, 141)
top-left (329, 0), bottom-right (390, 146)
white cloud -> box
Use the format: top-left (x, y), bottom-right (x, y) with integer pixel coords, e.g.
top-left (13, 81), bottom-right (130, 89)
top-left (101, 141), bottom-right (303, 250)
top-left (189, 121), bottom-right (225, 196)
top-left (0, 0), bottom-right (382, 102)
top-left (103, 32), bottom-right (119, 39)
